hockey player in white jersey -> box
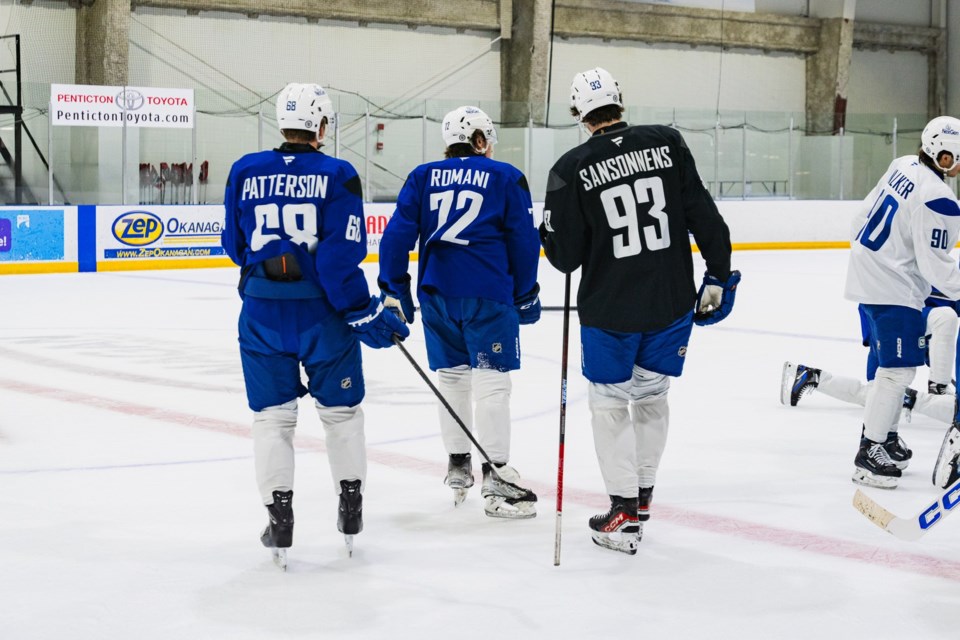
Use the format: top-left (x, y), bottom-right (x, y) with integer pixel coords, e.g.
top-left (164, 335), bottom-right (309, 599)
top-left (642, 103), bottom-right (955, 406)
top-left (781, 294), bottom-right (959, 420)
top-left (844, 115), bottom-right (960, 489)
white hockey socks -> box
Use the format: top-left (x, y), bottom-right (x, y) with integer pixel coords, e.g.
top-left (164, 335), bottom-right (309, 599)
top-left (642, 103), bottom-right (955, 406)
top-left (817, 370), bottom-right (869, 407)
top-left (316, 401), bottom-right (366, 493)
top-left (862, 367), bottom-right (915, 442)
top-left (437, 365), bottom-right (474, 455)
top-left (926, 306), bottom-right (957, 387)
top-left (473, 368), bottom-right (512, 464)
top-left (589, 381), bottom-right (637, 498)
top-left (253, 399), bottom-right (298, 504)
top-left (628, 367), bottom-right (670, 488)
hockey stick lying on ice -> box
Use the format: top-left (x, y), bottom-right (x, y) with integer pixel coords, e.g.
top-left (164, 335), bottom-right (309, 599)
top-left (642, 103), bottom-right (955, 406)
top-left (853, 477), bottom-right (960, 541)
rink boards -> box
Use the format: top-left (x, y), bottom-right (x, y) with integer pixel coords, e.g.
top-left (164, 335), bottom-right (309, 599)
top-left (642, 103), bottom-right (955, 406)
top-left (0, 200), bottom-right (858, 275)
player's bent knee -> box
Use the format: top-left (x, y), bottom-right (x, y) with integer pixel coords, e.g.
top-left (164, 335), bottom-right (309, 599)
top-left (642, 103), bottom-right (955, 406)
top-left (874, 367), bottom-right (916, 388)
top-left (473, 368), bottom-right (511, 400)
top-left (314, 401), bottom-right (361, 427)
top-left (629, 366), bottom-right (670, 402)
top-left (438, 365), bottom-right (472, 392)
top-left (253, 398), bottom-right (298, 433)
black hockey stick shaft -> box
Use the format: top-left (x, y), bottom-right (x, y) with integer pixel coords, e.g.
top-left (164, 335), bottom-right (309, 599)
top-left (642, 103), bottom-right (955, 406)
top-left (391, 335), bottom-right (497, 468)
top-left (554, 273), bottom-right (571, 567)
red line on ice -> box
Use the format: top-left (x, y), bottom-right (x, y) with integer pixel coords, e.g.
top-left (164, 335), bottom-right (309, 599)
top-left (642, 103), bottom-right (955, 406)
top-left (5, 377), bottom-right (959, 582)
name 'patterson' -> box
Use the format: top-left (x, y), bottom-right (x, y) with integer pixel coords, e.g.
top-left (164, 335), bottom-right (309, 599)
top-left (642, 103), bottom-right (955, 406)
top-left (240, 173), bottom-right (329, 201)
top-left (580, 146), bottom-right (673, 191)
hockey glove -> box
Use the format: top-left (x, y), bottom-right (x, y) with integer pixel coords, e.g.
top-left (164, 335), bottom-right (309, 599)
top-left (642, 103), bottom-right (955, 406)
top-left (514, 284), bottom-right (542, 325)
top-left (378, 276), bottom-right (416, 324)
top-left (693, 270), bottom-right (741, 326)
top-left (345, 295), bottom-right (410, 349)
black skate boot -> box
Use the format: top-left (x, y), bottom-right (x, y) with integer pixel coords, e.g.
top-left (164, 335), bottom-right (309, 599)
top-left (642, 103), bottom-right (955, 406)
top-left (338, 479), bottom-right (363, 557)
top-left (260, 490), bottom-right (293, 570)
top-left (852, 436), bottom-right (902, 489)
top-left (780, 362), bottom-right (821, 406)
top-left (481, 462), bottom-right (537, 519)
top-left (589, 495), bottom-right (640, 555)
top-left (933, 423), bottom-right (960, 489)
top-left (928, 381), bottom-right (951, 395)
top-left (883, 431), bottom-right (912, 470)
top-left (637, 486), bottom-right (654, 523)
top-left (444, 453), bottom-right (474, 507)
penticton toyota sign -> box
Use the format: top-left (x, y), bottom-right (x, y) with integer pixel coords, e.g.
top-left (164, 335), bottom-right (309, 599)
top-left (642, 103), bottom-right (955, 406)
top-left (50, 84), bottom-right (194, 129)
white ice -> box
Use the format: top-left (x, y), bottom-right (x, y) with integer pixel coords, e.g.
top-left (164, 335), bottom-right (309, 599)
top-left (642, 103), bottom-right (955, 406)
top-left (1, 250), bottom-right (959, 639)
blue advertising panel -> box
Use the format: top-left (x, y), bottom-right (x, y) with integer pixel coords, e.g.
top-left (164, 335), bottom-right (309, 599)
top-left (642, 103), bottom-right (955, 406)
top-left (0, 209), bottom-right (65, 262)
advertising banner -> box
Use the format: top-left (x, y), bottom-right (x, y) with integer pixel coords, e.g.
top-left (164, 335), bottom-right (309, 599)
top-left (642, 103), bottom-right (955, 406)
top-left (50, 84), bottom-right (195, 129)
top-left (0, 209), bottom-right (66, 262)
top-left (97, 206), bottom-right (226, 264)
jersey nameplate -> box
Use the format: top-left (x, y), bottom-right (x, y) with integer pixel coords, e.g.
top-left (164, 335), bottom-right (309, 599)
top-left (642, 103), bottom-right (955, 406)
top-left (580, 146), bottom-right (673, 192)
top-left (241, 173), bottom-right (328, 201)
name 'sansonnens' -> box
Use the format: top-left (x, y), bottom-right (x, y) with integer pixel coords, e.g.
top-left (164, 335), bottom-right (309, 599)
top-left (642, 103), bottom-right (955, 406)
top-left (580, 146), bottom-right (673, 191)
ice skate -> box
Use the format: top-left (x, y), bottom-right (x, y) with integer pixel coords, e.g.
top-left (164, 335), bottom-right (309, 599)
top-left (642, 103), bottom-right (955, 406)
top-left (780, 362), bottom-right (820, 406)
top-left (900, 387), bottom-right (918, 424)
top-left (883, 431), bottom-right (912, 470)
top-left (637, 486), bottom-right (654, 522)
top-left (444, 453), bottom-right (474, 507)
top-left (589, 495), bottom-right (640, 555)
top-left (852, 437), bottom-right (901, 489)
top-left (337, 479), bottom-right (363, 557)
top-left (260, 490), bottom-right (294, 571)
top-left (933, 423), bottom-right (960, 489)
top-left (928, 380), bottom-right (954, 395)
top-left (481, 462), bottom-right (537, 519)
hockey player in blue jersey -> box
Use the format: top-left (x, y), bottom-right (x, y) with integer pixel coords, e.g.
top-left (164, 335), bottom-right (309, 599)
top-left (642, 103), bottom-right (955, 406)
top-left (378, 105), bottom-right (541, 519)
top-left (221, 82), bottom-right (409, 567)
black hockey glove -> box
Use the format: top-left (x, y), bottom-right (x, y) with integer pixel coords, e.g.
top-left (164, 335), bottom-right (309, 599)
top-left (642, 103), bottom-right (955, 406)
top-left (693, 270), bottom-right (741, 326)
top-left (514, 284), bottom-right (542, 325)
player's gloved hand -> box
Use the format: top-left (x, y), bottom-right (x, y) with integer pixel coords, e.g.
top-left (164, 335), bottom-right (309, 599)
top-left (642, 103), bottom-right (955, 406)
top-left (345, 295), bottom-right (410, 348)
top-left (514, 283), bottom-right (542, 325)
top-left (378, 276), bottom-right (415, 324)
top-left (693, 270), bottom-right (741, 326)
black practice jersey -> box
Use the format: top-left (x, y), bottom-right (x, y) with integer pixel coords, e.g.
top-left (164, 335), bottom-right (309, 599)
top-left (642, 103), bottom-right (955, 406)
top-left (541, 122), bottom-right (732, 333)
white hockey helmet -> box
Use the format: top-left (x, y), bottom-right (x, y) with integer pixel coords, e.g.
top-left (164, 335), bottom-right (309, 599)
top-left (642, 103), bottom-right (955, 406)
top-left (275, 82), bottom-right (334, 134)
top-left (570, 67), bottom-right (622, 122)
top-left (441, 106), bottom-right (498, 148)
top-left (921, 116), bottom-right (960, 172)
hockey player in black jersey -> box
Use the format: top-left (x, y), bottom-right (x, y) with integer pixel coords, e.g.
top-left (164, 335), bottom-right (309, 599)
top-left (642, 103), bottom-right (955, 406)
top-left (540, 68), bottom-right (739, 554)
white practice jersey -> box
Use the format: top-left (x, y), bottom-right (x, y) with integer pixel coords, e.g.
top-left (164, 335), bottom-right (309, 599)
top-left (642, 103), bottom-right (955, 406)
top-left (845, 155), bottom-right (960, 310)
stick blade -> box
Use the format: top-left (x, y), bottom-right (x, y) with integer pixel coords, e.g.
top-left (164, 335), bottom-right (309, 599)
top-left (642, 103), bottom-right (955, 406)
top-left (852, 489), bottom-right (895, 530)
top-left (852, 489), bottom-right (925, 541)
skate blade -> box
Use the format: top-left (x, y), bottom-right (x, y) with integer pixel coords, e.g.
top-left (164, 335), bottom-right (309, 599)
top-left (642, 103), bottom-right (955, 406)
top-left (344, 534), bottom-right (354, 558)
top-left (780, 362), bottom-right (797, 406)
top-left (852, 468), bottom-right (898, 489)
top-left (271, 547), bottom-right (288, 571)
top-left (483, 496), bottom-right (537, 519)
top-left (591, 531), bottom-right (639, 555)
top-left (453, 488), bottom-right (469, 507)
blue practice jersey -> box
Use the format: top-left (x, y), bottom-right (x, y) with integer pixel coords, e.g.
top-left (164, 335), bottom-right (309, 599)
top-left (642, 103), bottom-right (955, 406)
top-left (379, 155), bottom-right (539, 305)
top-left (221, 143), bottom-right (370, 313)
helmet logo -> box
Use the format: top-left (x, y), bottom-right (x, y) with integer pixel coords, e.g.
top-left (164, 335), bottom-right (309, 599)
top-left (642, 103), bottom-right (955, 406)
top-left (305, 120), bottom-right (313, 128)
top-left (944, 125), bottom-right (959, 135)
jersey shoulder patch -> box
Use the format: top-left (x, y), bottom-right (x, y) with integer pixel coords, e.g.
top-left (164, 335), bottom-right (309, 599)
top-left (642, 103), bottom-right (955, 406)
top-left (925, 197), bottom-right (960, 217)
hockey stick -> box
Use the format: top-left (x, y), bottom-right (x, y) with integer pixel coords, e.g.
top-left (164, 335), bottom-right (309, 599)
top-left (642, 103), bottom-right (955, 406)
top-left (852, 476), bottom-right (960, 541)
top-left (391, 335), bottom-right (499, 471)
top-left (554, 274), bottom-right (571, 567)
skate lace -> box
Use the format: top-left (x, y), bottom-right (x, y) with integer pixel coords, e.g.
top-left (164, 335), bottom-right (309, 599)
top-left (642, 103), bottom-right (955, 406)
top-left (868, 443), bottom-right (895, 466)
top-left (794, 369), bottom-right (819, 399)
